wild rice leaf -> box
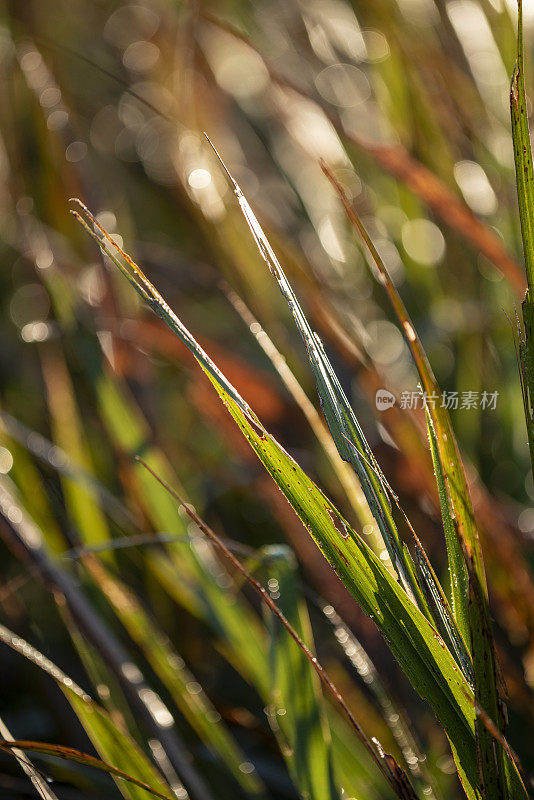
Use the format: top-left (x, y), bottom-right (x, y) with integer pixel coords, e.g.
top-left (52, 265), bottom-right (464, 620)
top-left (261, 546), bottom-right (340, 800)
top-left (71, 203), bottom-right (527, 800)
top-left (0, 624), bottom-right (173, 800)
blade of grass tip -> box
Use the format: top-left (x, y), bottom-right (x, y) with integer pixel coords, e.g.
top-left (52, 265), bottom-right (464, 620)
top-left (0, 718), bottom-right (60, 800)
top-left (135, 457), bottom-right (420, 800)
top-left (204, 135), bottom-right (420, 608)
top-left (321, 160), bottom-right (479, 647)
top-left (224, 285), bottom-right (388, 563)
top-left (69, 199), bottom-right (253, 420)
top-left (0, 741), bottom-right (176, 800)
top-left (511, 0), bottom-right (534, 479)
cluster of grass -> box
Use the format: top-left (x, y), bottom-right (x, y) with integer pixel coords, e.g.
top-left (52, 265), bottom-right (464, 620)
top-left (0, 1), bottom-right (533, 799)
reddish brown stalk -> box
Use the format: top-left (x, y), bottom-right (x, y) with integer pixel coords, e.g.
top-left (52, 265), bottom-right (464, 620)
top-left (459, 691), bottom-right (528, 786)
top-left (0, 741), bottom-right (175, 800)
top-left (320, 160), bottom-right (446, 397)
top-left (136, 457), bottom-right (418, 800)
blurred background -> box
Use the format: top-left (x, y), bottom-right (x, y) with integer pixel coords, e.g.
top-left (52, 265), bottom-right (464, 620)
top-left (1, 0), bottom-right (534, 798)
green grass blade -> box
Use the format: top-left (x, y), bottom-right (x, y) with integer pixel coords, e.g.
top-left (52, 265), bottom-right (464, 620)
top-left (261, 546), bottom-right (340, 800)
top-left (511, 0), bottom-right (534, 478)
top-left (83, 555), bottom-right (266, 797)
top-left (71, 207), bottom-right (527, 800)
top-left (322, 167), bottom-right (519, 798)
top-left (466, 554), bottom-right (509, 799)
top-left (40, 343), bottom-right (113, 561)
top-left (0, 624), bottom-right (174, 800)
top-left (425, 410), bottom-right (473, 684)
top-left (511, 0), bottom-right (534, 289)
